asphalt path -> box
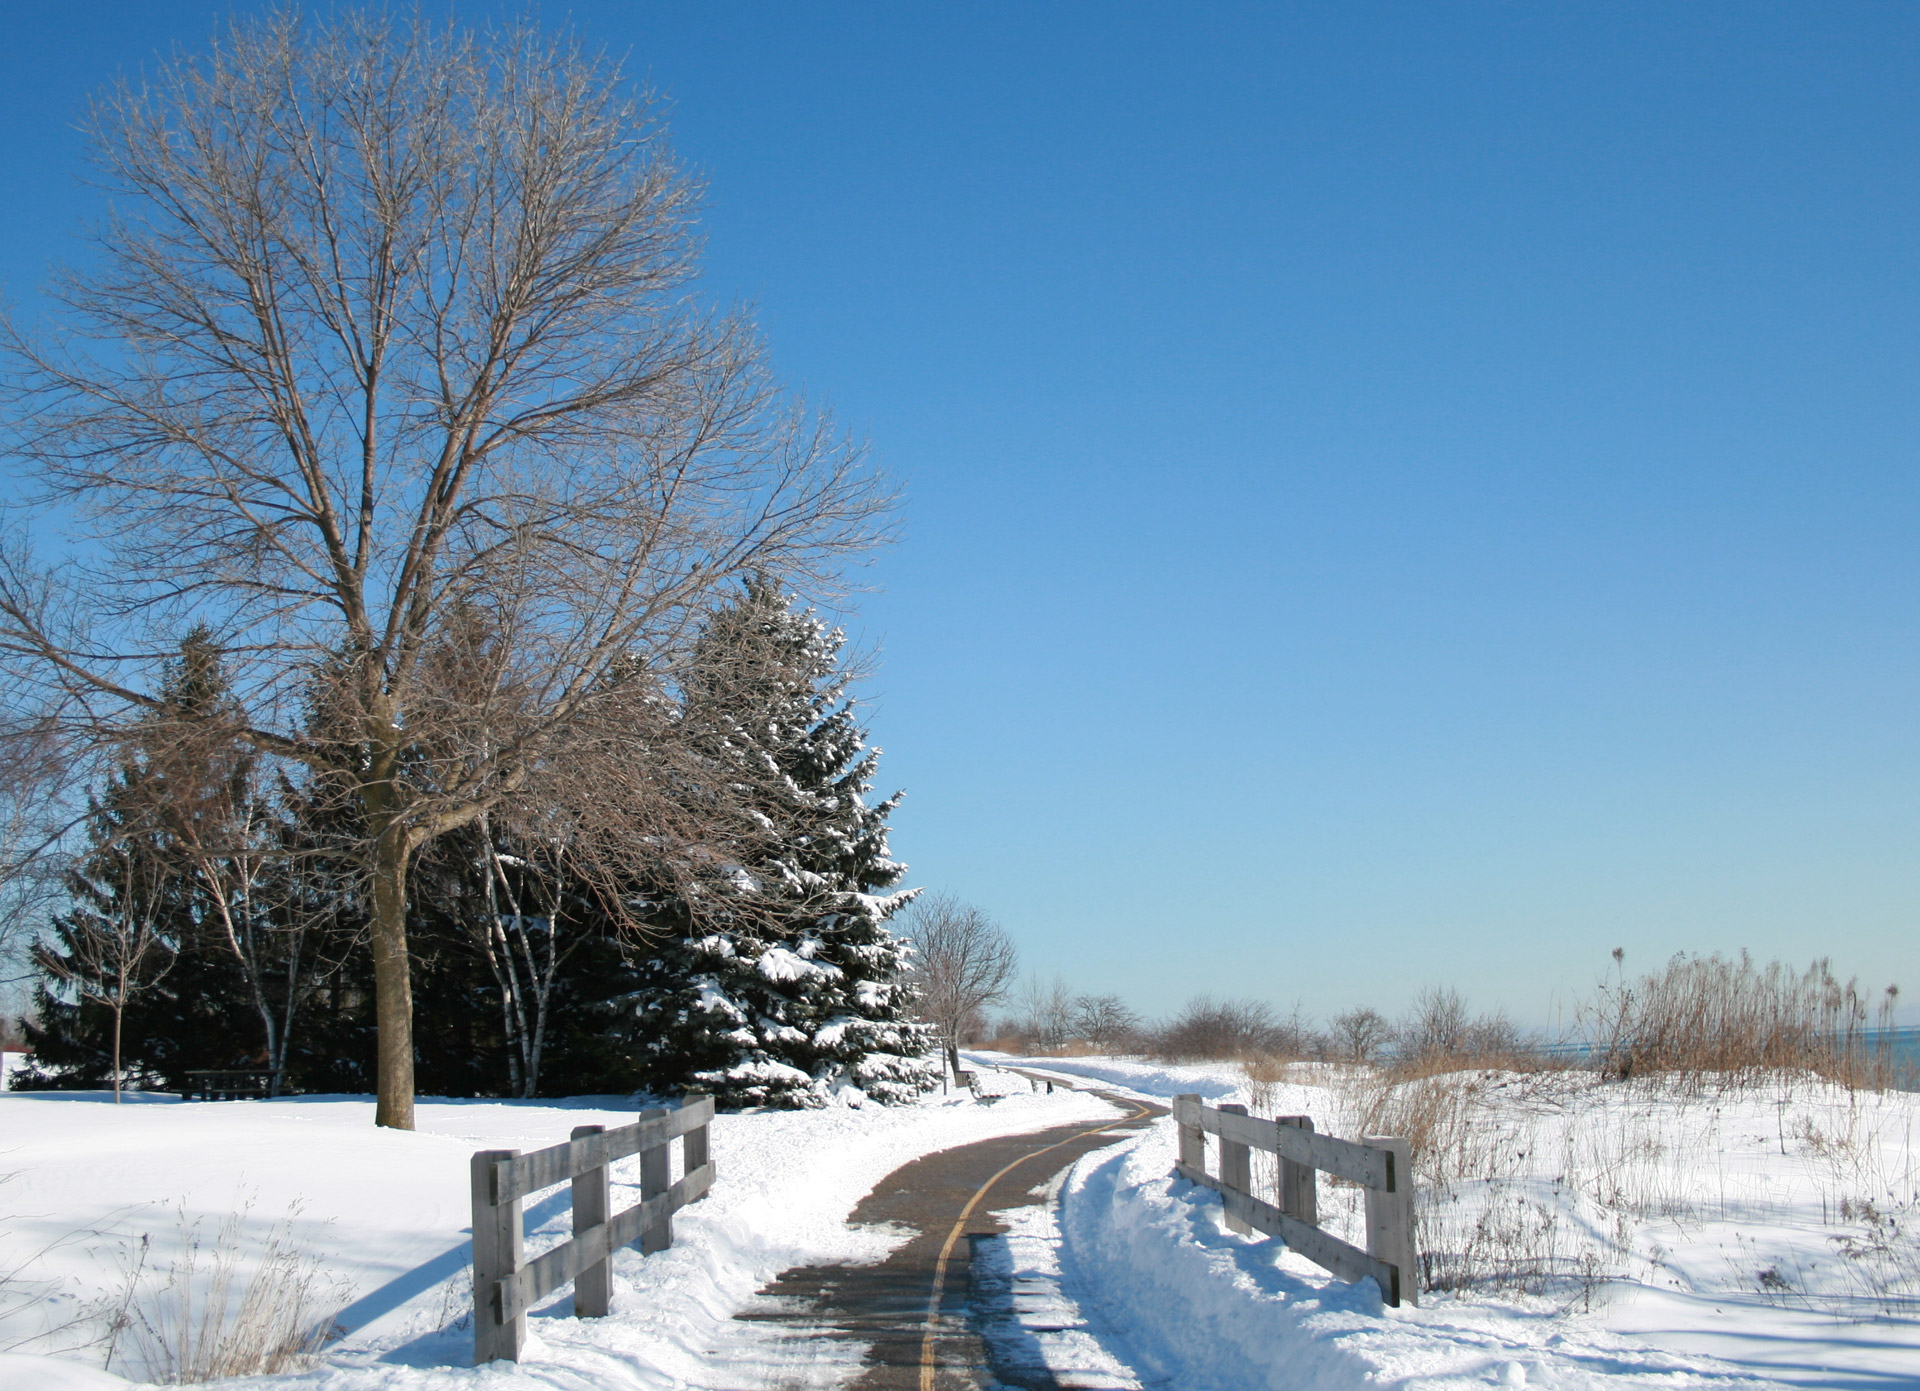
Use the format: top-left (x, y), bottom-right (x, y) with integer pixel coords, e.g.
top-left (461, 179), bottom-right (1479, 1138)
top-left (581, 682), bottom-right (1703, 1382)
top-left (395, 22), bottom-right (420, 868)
top-left (739, 1073), bottom-right (1165, 1389)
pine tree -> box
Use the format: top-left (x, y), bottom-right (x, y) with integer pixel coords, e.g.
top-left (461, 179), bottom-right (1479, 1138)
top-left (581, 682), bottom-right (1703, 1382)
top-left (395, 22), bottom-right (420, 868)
top-left (29, 634), bottom-right (367, 1094)
top-left (28, 764), bottom-right (208, 1091)
top-left (628, 581), bottom-right (937, 1107)
top-left (29, 633), bottom-right (251, 1090)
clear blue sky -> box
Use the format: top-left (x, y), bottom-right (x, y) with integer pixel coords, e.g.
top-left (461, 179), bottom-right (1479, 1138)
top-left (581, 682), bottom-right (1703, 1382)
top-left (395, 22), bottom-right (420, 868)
top-left (3, 4), bottom-right (1915, 1025)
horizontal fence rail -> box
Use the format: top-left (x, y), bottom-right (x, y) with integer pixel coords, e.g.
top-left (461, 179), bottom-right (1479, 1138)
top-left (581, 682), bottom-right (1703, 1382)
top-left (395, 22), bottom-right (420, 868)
top-left (1172, 1093), bottom-right (1416, 1307)
top-left (471, 1093), bottom-right (715, 1363)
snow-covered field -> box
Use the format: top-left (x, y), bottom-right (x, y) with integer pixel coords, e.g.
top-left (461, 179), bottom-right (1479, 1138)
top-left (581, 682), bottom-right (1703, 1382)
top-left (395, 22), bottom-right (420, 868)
top-left (5, 1057), bottom-right (1917, 1390)
top-left (989, 1052), bottom-right (1920, 1391)
top-left (0, 1079), bottom-right (1112, 1389)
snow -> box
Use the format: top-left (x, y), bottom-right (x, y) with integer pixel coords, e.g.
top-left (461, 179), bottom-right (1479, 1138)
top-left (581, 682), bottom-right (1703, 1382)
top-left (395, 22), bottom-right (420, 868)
top-left (752, 947), bottom-right (833, 983)
top-left (9, 1055), bottom-right (1918, 1391)
top-left (691, 982), bottom-right (744, 1022)
top-left (0, 1084), bottom-right (1114, 1388)
top-left (0, 1353), bottom-right (133, 1388)
top-left (985, 1052), bottom-right (1920, 1391)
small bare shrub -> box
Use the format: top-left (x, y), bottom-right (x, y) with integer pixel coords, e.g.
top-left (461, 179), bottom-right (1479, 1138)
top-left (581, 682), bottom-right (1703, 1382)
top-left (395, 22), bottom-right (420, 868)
top-left (126, 1203), bottom-right (348, 1383)
top-left (1396, 988), bottom-right (1530, 1068)
top-left (1826, 1196), bottom-right (1920, 1316)
top-left (1329, 1007), bottom-right (1391, 1063)
top-left (1315, 1056), bottom-right (1587, 1298)
top-left (1420, 1185), bottom-right (1571, 1296)
top-left (1152, 996), bottom-right (1320, 1063)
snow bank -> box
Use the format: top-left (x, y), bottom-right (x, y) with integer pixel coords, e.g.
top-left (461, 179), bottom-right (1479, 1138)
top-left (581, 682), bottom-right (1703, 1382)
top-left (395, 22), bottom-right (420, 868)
top-left (994, 1051), bottom-right (1920, 1390)
top-left (1058, 1117), bottom-right (1777, 1391)
top-left (969, 1052), bottom-right (1248, 1103)
top-left (0, 1082), bottom-right (1114, 1388)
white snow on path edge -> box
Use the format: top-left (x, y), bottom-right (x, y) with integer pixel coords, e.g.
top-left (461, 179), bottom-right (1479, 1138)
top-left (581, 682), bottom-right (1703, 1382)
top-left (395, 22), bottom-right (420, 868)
top-left (1052, 1114), bottom-right (1784, 1391)
top-left (991, 1053), bottom-right (1908, 1391)
top-left (0, 1078), bottom-right (1114, 1389)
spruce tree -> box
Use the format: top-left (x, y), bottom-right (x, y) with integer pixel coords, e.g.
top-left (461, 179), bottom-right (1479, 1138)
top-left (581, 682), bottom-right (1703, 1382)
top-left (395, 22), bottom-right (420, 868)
top-left (29, 633), bottom-right (251, 1089)
top-left (28, 764), bottom-right (208, 1091)
top-left (628, 581), bottom-right (937, 1106)
top-left (29, 634), bottom-right (367, 1094)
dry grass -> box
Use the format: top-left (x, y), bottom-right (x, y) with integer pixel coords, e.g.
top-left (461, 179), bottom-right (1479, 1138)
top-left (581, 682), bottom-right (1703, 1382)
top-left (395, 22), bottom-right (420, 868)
top-left (1289, 1058), bottom-right (1920, 1312)
top-left (1186, 953), bottom-right (1914, 1306)
top-left (1584, 951), bottom-right (1906, 1090)
top-left (122, 1202), bottom-right (348, 1383)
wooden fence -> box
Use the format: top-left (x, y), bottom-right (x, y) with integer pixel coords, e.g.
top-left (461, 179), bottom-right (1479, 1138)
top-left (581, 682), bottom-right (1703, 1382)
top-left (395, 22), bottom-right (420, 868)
top-left (470, 1093), bottom-right (716, 1363)
top-left (1172, 1093), bottom-right (1417, 1307)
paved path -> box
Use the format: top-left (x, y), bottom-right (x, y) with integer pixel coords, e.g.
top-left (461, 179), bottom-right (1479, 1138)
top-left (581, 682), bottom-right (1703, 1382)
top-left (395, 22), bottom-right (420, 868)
top-left (740, 1076), bottom-right (1165, 1389)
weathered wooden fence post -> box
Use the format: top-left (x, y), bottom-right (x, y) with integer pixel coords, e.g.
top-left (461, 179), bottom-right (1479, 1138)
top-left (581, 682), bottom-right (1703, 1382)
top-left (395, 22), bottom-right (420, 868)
top-left (570, 1124), bottom-right (611, 1317)
top-left (468, 1100), bottom-right (718, 1366)
top-left (1277, 1115), bottom-right (1318, 1224)
top-left (640, 1105), bottom-right (672, 1255)
top-left (1364, 1135), bottom-right (1417, 1307)
top-left (682, 1090), bottom-right (710, 1184)
top-left (1174, 1093), bottom-right (1207, 1183)
top-left (471, 1148), bottom-right (524, 1363)
top-left (1217, 1102), bottom-right (1252, 1234)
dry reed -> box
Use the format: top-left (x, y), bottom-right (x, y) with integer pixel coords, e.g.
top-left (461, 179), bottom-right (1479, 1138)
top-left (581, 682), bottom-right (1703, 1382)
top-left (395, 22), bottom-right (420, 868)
top-left (1584, 951), bottom-right (1904, 1090)
top-left (125, 1202), bottom-right (347, 1383)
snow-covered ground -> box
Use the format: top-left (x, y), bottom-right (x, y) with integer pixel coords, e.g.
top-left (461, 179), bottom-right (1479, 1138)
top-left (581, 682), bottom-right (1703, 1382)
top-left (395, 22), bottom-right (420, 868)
top-left (0, 1079), bottom-right (1112, 1388)
top-left (6, 1058), bottom-right (1917, 1390)
top-left (987, 1052), bottom-right (1920, 1391)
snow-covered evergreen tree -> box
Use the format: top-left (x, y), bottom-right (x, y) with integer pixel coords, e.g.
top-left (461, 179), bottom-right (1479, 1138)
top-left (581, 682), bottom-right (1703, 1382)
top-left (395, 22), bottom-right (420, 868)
top-left (629, 580), bottom-right (938, 1107)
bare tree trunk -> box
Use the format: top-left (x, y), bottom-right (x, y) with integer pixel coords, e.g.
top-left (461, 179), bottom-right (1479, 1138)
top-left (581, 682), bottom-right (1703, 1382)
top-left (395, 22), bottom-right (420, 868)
top-left (196, 864), bottom-right (280, 1077)
top-left (273, 941), bottom-right (299, 1096)
top-left (500, 886), bottom-right (561, 1099)
top-left (520, 904), bottom-right (560, 1099)
top-left (369, 825), bottom-right (415, 1130)
top-left (474, 826), bottom-right (525, 1097)
top-left (478, 815), bottom-right (534, 1096)
top-left (111, 982), bottom-right (124, 1103)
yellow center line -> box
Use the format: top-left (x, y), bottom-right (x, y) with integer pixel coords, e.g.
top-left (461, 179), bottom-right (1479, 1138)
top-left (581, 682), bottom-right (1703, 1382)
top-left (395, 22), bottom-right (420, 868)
top-left (917, 1085), bottom-right (1154, 1391)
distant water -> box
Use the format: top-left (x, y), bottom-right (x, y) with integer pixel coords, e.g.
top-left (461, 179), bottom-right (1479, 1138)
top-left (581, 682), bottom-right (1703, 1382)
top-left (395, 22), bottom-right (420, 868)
top-left (1886, 1027), bottom-right (1920, 1084)
top-left (1525, 1027), bottom-right (1920, 1089)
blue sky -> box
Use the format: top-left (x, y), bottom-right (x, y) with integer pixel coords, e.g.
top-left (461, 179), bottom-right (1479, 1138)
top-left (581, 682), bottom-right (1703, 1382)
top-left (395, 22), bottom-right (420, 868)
top-left (3, 4), bottom-right (1916, 1024)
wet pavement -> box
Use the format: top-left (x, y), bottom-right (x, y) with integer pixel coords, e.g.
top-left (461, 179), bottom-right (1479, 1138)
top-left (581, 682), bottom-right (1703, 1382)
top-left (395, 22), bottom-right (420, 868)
top-left (738, 1078), bottom-right (1164, 1389)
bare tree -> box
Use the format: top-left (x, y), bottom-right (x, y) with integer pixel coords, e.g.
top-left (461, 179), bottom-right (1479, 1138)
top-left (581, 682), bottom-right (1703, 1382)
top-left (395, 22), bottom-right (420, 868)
top-left (33, 827), bottom-right (175, 1100)
top-left (1396, 987), bottom-right (1520, 1064)
top-left (1330, 1005), bottom-right (1391, 1063)
top-left (1152, 995), bottom-right (1288, 1062)
top-left (475, 814), bottom-right (573, 1098)
top-left (152, 731), bottom-right (360, 1095)
top-left (1071, 993), bottom-right (1140, 1055)
top-left (0, 10), bottom-right (890, 1127)
top-left (902, 893), bottom-right (1018, 1079)
top-left (0, 715), bottom-right (75, 1018)
top-left (1015, 973), bottom-right (1078, 1056)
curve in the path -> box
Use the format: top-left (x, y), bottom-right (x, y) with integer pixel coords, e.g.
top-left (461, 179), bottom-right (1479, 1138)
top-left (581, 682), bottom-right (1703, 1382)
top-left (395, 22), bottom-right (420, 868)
top-left (739, 1076), bottom-right (1165, 1390)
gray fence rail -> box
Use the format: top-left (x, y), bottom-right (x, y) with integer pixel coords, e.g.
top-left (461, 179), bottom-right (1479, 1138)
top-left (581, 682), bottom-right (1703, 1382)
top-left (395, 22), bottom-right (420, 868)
top-left (470, 1093), bottom-right (716, 1363)
top-left (1172, 1093), bottom-right (1417, 1307)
